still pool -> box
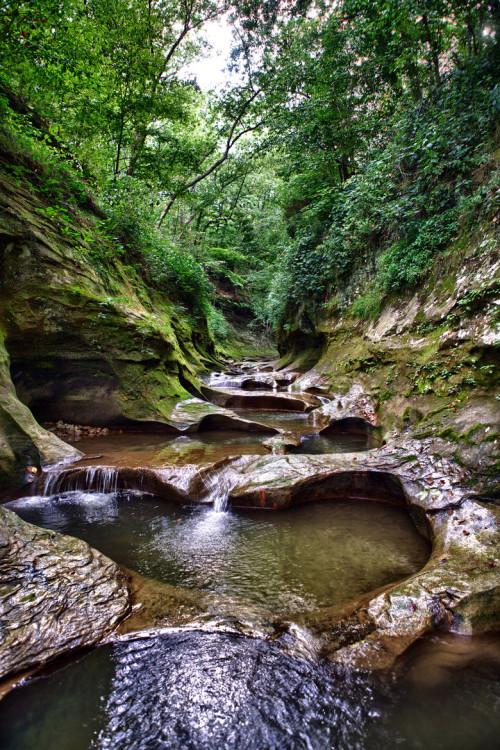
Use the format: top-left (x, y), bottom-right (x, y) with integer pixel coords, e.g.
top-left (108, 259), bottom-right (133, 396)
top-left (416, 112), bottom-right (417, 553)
top-left (6, 491), bottom-right (430, 618)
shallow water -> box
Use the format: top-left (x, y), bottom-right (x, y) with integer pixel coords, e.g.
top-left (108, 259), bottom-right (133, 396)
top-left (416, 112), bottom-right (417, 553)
top-left (291, 432), bottom-right (379, 454)
top-left (3, 366), bottom-right (498, 748)
top-left (1, 630), bottom-right (499, 750)
top-left (7, 493), bottom-right (430, 618)
top-left (65, 425), bottom-right (375, 468)
top-left (67, 431), bottom-right (269, 467)
top-left (232, 408), bottom-right (317, 435)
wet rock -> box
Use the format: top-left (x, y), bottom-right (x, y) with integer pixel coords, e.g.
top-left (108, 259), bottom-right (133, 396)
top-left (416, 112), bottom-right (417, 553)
top-left (0, 505), bottom-right (130, 679)
top-left (37, 457), bottom-right (251, 506)
top-left (164, 397), bottom-right (279, 434)
top-left (214, 445), bottom-right (500, 668)
top-left (307, 384), bottom-right (379, 431)
top-left (203, 388), bottom-right (320, 412)
top-left (27, 430), bottom-right (500, 671)
top-left (0, 162), bottom-right (233, 485)
top-left (240, 379), bottom-right (274, 391)
top-left (0, 330), bottom-right (82, 490)
top-left (117, 569), bottom-right (209, 635)
top-left (262, 433), bottom-right (303, 455)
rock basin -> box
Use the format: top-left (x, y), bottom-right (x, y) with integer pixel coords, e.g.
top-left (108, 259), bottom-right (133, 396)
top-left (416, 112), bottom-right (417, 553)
top-left (1, 361), bottom-right (499, 683)
top-left (3, 432), bottom-right (497, 674)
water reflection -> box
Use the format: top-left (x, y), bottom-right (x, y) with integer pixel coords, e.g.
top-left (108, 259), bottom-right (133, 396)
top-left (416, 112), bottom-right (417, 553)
top-left (1, 630), bottom-right (499, 750)
top-left (291, 432), bottom-right (379, 454)
top-left (7, 494), bottom-right (430, 619)
top-left (67, 431), bottom-right (270, 469)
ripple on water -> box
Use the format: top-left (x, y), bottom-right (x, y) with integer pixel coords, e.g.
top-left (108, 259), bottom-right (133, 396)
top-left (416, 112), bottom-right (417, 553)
top-left (1, 631), bottom-right (500, 750)
top-left (0, 632), bottom-right (383, 750)
top-left (6, 494), bottom-right (431, 619)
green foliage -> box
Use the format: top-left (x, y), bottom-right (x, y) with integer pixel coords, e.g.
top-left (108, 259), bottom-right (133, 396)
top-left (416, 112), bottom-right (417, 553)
top-left (1, 0), bottom-right (499, 345)
top-left (100, 178), bottom-right (158, 257)
top-left (203, 246), bottom-right (248, 269)
top-left (205, 304), bottom-right (229, 342)
top-left (350, 289), bottom-right (383, 321)
top-left (146, 244), bottom-right (212, 310)
top-left (270, 56), bottom-right (499, 327)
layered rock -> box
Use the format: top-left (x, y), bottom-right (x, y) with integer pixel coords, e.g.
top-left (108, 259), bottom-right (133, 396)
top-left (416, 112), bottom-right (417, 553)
top-left (31, 443), bottom-right (500, 669)
top-left (277, 224), bottom-right (500, 487)
top-left (0, 505), bottom-right (130, 679)
top-left (0, 156), bottom-right (279, 488)
top-left (222, 446), bottom-right (500, 668)
top-left (0, 330), bottom-right (82, 489)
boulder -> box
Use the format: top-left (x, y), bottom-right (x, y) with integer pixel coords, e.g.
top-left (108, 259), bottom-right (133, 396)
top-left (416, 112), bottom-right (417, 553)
top-left (0, 505), bottom-right (130, 679)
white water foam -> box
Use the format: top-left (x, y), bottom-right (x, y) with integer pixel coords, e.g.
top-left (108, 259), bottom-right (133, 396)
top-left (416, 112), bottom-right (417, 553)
top-left (40, 466), bottom-right (119, 495)
top-left (201, 468), bottom-right (235, 513)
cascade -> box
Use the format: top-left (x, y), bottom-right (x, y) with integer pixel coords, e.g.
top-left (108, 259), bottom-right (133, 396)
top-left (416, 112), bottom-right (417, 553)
top-left (207, 372), bottom-right (245, 389)
top-left (201, 467), bottom-right (234, 512)
top-left (317, 395), bottom-right (332, 405)
top-left (40, 466), bottom-right (119, 495)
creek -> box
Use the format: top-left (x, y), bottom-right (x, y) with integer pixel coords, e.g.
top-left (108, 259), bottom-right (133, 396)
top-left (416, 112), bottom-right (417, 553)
top-left (1, 361), bottom-right (499, 749)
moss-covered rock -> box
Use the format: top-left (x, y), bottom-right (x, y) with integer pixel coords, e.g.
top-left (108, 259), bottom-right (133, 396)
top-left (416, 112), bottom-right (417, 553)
top-left (279, 228), bottom-right (499, 479)
top-left (0, 154), bottom-right (230, 488)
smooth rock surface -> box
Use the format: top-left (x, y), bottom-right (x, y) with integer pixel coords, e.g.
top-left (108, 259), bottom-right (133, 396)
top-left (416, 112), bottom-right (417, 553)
top-left (219, 444), bottom-right (499, 667)
top-left (32, 437), bottom-right (500, 669)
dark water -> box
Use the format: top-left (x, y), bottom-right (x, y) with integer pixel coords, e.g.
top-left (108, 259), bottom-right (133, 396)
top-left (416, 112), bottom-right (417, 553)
top-left (232, 408), bottom-right (317, 435)
top-left (6, 493), bottom-right (430, 618)
top-left (291, 432), bottom-right (379, 454)
top-left (1, 630), bottom-right (499, 750)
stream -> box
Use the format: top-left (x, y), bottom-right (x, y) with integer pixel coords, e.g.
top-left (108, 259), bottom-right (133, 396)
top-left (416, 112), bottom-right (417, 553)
top-left (1, 361), bottom-right (499, 749)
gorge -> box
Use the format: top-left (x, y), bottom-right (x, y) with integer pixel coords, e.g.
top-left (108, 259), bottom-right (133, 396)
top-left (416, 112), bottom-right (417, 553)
top-left (0, 1), bottom-right (499, 748)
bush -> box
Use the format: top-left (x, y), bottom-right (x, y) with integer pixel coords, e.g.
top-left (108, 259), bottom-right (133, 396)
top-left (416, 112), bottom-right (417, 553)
top-left (205, 304), bottom-right (229, 341)
top-left (273, 57), bottom-right (499, 326)
top-left (146, 244), bottom-right (212, 309)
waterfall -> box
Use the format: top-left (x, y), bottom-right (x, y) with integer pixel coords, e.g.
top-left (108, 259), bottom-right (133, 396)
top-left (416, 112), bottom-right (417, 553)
top-left (40, 466), bottom-right (119, 496)
top-left (317, 395), bottom-right (332, 405)
top-left (202, 468), bottom-right (234, 513)
top-left (208, 373), bottom-right (246, 389)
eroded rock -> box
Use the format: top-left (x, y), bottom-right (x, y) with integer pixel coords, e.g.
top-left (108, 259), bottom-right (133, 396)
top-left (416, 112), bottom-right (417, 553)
top-left (0, 505), bottom-right (130, 679)
top-left (158, 397), bottom-right (279, 434)
top-left (0, 329), bottom-right (82, 490)
top-left (217, 444), bottom-right (500, 668)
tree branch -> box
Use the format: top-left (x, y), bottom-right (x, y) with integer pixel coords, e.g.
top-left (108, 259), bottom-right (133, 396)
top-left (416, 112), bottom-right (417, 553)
top-left (157, 89), bottom-right (263, 227)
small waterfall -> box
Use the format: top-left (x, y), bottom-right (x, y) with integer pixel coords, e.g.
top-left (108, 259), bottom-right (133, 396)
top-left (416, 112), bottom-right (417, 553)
top-left (202, 469), bottom-right (234, 513)
top-left (40, 466), bottom-right (119, 496)
top-left (208, 373), bottom-right (246, 389)
top-left (42, 469), bottom-right (64, 496)
top-left (82, 467), bottom-right (118, 493)
top-left (317, 395), bottom-right (332, 405)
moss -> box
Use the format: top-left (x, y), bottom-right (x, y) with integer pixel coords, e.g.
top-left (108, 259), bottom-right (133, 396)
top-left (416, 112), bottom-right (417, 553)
top-left (483, 432), bottom-right (500, 443)
top-left (402, 407), bottom-right (412, 423)
top-left (481, 462), bottom-right (500, 477)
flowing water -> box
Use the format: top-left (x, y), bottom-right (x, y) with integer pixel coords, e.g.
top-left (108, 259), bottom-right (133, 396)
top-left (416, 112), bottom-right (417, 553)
top-left (5, 492), bottom-right (430, 619)
top-left (2, 363), bottom-right (499, 748)
top-left (0, 630), bottom-right (499, 750)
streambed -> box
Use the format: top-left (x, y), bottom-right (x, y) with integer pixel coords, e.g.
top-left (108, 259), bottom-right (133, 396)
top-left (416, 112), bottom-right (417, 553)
top-left (6, 491), bottom-right (430, 620)
top-left (1, 362), bottom-right (499, 749)
top-left (1, 630), bottom-right (499, 750)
